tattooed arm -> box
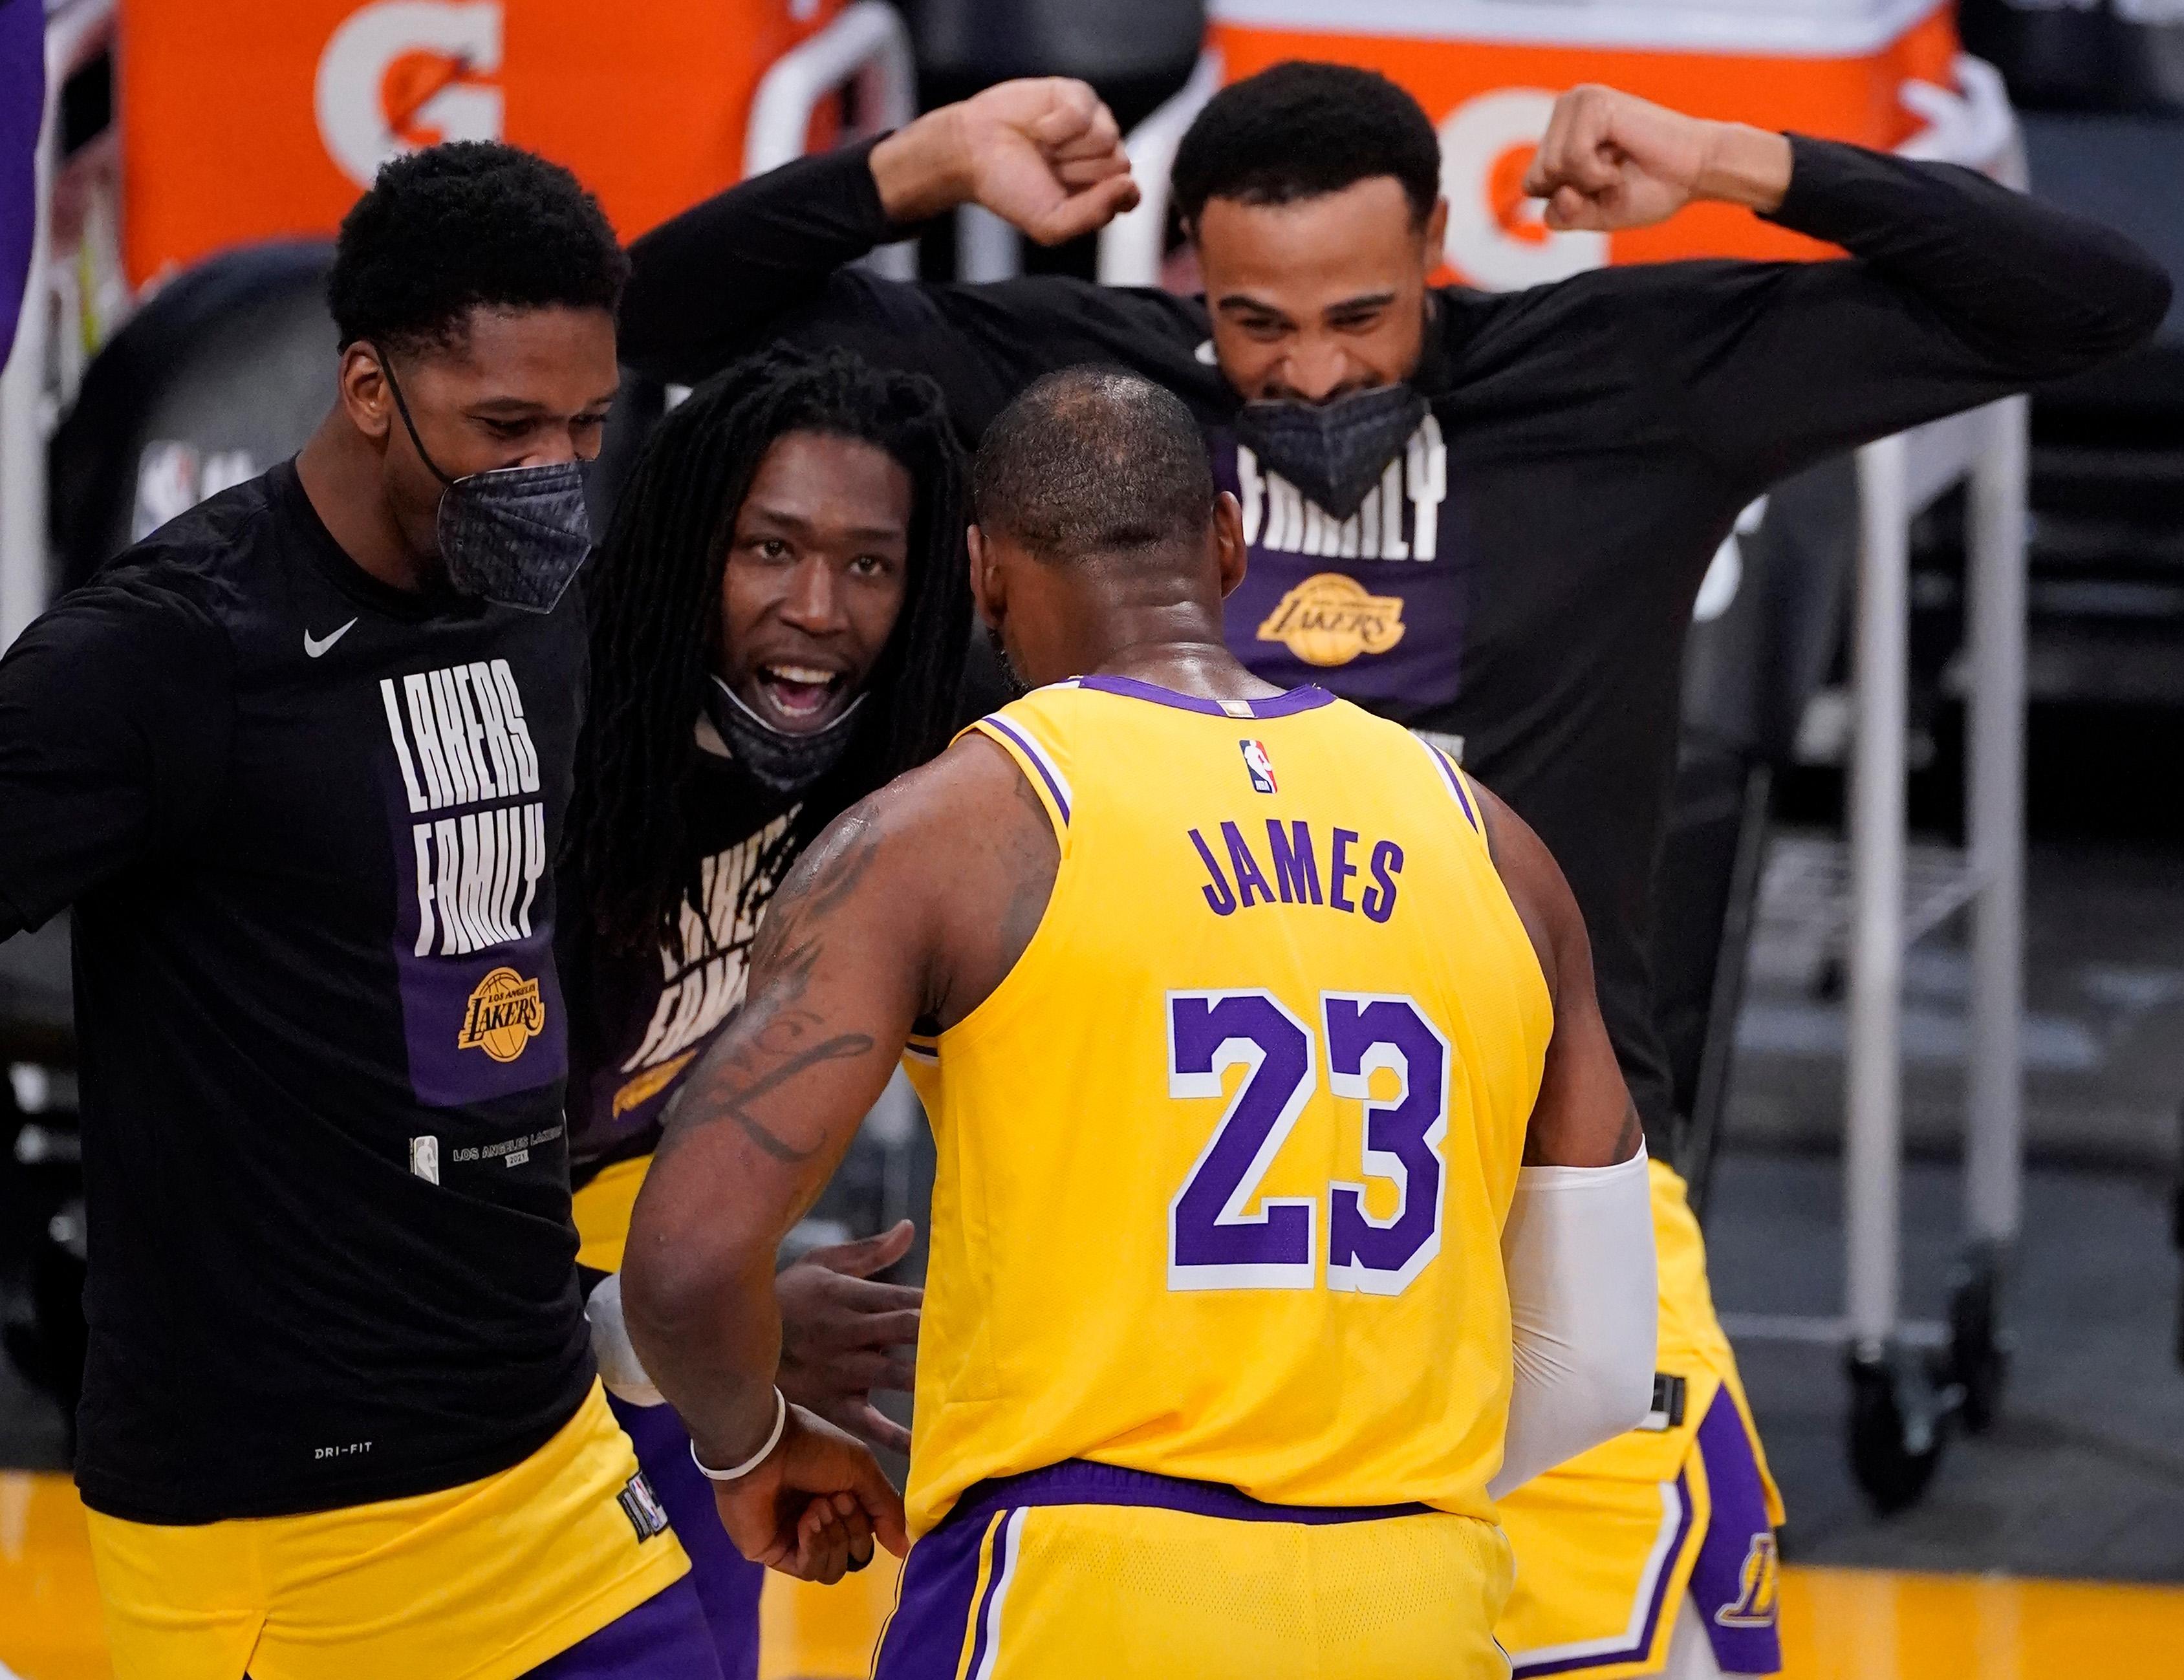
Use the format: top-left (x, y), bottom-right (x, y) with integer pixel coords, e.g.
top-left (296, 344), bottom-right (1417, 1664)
top-left (622, 732), bottom-right (1058, 1578)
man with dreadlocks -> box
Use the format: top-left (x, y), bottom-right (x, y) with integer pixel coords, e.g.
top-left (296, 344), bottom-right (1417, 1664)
top-left (561, 347), bottom-right (973, 1664)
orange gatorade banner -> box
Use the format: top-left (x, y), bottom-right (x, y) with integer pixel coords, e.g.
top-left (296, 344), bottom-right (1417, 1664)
top-left (118, 0), bottom-right (844, 289)
top-left (1210, 0), bottom-right (1958, 285)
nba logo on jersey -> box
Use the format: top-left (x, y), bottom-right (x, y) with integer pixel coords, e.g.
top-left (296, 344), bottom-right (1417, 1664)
top-left (1240, 739), bottom-right (1278, 793)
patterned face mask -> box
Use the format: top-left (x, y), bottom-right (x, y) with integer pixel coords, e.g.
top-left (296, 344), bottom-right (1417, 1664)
top-left (378, 349), bottom-right (594, 614)
top-left (1233, 383), bottom-right (1431, 521)
top-left (706, 676), bottom-right (869, 796)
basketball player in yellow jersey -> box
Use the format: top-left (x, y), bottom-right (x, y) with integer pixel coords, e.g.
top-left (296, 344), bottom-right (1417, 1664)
top-left (623, 369), bottom-right (1662, 1674)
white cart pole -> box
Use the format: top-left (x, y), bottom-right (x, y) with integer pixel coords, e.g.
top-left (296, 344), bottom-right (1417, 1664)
top-left (1847, 434), bottom-right (1912, 1349)
top-left (1963, 395), bottom-right (2029, 1247)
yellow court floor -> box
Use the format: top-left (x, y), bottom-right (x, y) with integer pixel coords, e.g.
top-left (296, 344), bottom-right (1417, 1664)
top-left (5, 1470), bottom-right (2183, 1680)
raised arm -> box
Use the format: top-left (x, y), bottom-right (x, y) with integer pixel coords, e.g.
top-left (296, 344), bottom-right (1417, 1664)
top-left (1472, 779), bottom-right (1656, 1496)
top-left (621, 733), bottom-right (1055, 1576)
top-left (1524, 85), bottom-right (2172, 490)
top-left (618, 79), bottom-right (1191, 415)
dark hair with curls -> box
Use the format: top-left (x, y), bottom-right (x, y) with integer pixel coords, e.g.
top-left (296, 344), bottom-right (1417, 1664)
top-left (567, 347), bottom-right (971, 959)
top-left (328, 140), bottom-right (629, 355)
top-left (1173, 61), bottom-right (1443, 230)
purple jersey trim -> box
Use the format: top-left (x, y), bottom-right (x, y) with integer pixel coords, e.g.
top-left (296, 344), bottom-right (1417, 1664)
top-left (1513, 1470), bottom-right (1695, 1678)
top-left (1687, 1388), bottom-right (1784, 1675)
top-left (1428, 745), bottom-right (1482, 833)
top-left (940, 1458), bottom-right (1433, 1533)
top-left (978, 716), bottom-right (1070, 824)
top-left (1077, 674), bottom-right (1335, 720)
top-left (872, 1506), bottom-right (1002, 1680)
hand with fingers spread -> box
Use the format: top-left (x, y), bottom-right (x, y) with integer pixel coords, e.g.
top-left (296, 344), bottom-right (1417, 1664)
top-left (774, 1219), bottom-right (922, 1454)
top-left (710, 1403), bottom-right (909, 1584)
top-left (870, 76), bottom-right (1140, 244)
top-left (1522, 85), bottom-right (1793, 235)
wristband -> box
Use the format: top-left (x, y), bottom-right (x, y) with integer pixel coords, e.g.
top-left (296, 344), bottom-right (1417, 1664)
top-left (691, 1388), bottom-right (788, 1483)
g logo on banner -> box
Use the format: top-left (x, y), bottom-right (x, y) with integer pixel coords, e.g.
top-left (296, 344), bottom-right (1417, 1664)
top-left (458, 966), bottom-right (545, 1063)
top-left (1257, 574), bottom-right (1407, 668)
top-left (1438, 89), bottom-right (1608, 292)
top-left (316, 1), bottom-right (504, 189)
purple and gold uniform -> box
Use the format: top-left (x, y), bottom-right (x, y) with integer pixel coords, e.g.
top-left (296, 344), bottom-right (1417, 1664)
top-left (878, 675), bottom-right (1551, 1678)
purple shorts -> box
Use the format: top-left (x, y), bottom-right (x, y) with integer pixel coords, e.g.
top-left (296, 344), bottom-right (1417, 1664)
top-left (605, 1391), bottom-right (767, 1680)
top-left (1683, 1388), bottom-right (1782, 1677)
top-left (522, 1577), bottom-right (720, 1679)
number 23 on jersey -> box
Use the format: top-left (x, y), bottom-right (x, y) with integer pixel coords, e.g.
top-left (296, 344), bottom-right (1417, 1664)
top-left (1167, 989), bottom-right (1449, 1298)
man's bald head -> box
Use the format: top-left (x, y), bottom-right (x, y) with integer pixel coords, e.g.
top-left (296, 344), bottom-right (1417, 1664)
top-left (972, 368), bottom-right (1216, 568)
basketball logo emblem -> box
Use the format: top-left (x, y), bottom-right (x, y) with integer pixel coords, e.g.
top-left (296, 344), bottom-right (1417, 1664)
top-left (457, 966), bottom-right (545, 1062)
top-left (1240, 739), bottom-right (1278, 794)
top-left (1255, 572), bottom-right (1406, 667)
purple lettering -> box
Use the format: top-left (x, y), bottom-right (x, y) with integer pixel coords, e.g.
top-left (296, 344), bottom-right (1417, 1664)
top-left (1266, 820), bottom-right (1323, 905)
top-left (1362, 840), bottom-right (1404, 923)
top-left (1222, 821), bottom-right (1275, 909)
top-left (1330, 828), bottom-right (1360, 913)
top-left (1189, 828), bottom-right (1238, 916)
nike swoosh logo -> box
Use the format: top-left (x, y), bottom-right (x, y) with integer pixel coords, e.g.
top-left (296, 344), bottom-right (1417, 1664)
top-left (303, 618), bottom-right (359, 658)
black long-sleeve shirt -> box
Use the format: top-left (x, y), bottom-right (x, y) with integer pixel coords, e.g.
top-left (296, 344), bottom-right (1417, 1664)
top-left (619, 135), bottom-right (2169, 1153)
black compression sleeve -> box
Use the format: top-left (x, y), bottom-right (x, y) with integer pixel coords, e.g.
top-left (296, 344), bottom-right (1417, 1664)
top-left (1636, 135), bottom-right (2171, 491)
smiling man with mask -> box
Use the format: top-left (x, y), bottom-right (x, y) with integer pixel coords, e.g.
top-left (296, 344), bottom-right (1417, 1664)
top-left (618, 61), bottom-right (2168, 1680)
top-left (0, 142), bottom-right (736, 1677)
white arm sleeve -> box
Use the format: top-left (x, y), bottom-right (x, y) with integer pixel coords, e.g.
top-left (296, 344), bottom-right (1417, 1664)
top-left (1487, 1147), bottom-right (1658, 1501)
top-left (585, 1271), bottom-right (666, 1408)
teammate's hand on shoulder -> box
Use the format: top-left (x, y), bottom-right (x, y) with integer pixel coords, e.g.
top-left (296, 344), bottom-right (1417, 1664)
top-left (775, 1218), bottom-right (922, 1454)
top-left (712, 1403), bottom-right (909, 1583)
top-left (872, 77), bottom-right (1138, 244)
top-left (1522, 85), bottom-right (1791, 232)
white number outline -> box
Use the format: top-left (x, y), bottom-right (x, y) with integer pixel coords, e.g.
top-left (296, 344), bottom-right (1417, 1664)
top-left (1165, 989), bottom-right (1319, 1291)
top-left (1323, 992), bottom-right (1451, 1297)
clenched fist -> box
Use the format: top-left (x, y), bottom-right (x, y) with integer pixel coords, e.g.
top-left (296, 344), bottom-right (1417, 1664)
top-left (872, 77), bottom-right (1140, 245)
top-left (1522, 85), bottom-right (1792, 233)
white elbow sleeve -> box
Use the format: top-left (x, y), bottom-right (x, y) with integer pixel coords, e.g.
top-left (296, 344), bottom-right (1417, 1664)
top-left (1488, 1148), bottom-right (1658, 1500)
top-left (585, 1271), bottom-right (666, 1408)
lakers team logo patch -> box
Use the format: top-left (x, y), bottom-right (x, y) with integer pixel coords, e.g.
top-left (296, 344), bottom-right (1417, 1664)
top-left (457, 966), bottom-right (545, 1062)
top-left (1714, 1532), bottom-right (1780, 1628)
top-left (1240, 739), bottom-right (1278, 794)
top-left (1255, 572), bottom-right (1406, 667)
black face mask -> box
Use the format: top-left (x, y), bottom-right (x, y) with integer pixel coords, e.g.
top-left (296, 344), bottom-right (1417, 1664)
top-left (1232, 383), bottom-right (1431, 522)
top-left (379, 350), bottom-right (594, 614)
top-left (705, 677), bottom-right (868, 797)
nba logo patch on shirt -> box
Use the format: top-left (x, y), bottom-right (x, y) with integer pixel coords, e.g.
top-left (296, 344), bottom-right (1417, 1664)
top-left (618, 1471), bottom-right (671, 1542)
top-left (1240, 739), bottom-right (1278, 794)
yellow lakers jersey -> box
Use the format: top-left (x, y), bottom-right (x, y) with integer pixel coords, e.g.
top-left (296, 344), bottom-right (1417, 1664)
top-left (899, 675), bottom-right (1553, 1538)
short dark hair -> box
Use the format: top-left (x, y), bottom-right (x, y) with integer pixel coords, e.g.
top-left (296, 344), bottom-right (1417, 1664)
top-left (328, 140), bottom-right (629, 354)
top-left (973, 368), bottom-right (1215, 568)
top-left (1173, 61), bottom-right (1442, 229)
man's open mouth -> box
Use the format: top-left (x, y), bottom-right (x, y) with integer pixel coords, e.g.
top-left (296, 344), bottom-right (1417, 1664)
top-left (750, 662), bottom-right (850, 730)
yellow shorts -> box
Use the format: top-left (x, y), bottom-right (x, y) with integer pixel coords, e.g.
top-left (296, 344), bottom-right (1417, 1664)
top-left (1496, 1163), bottom-right (1784, 1679)
top-left (871, 1460), bottom-right (1513, 1680)
top-left (572, 1154), bottom-right (653, 1273)
top-left (85, 1380), bottom-right (691, 1680)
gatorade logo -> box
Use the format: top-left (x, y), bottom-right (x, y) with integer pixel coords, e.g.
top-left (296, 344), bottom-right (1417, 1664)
top-left (1257, 574), bottom-right (1407, 668)
top-left (457, 966), bottom-right (545, 1063)
top-left (315, 2), bottom-right (504, 189)
top-left (1438, 89), bottom-right (1607, 292)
